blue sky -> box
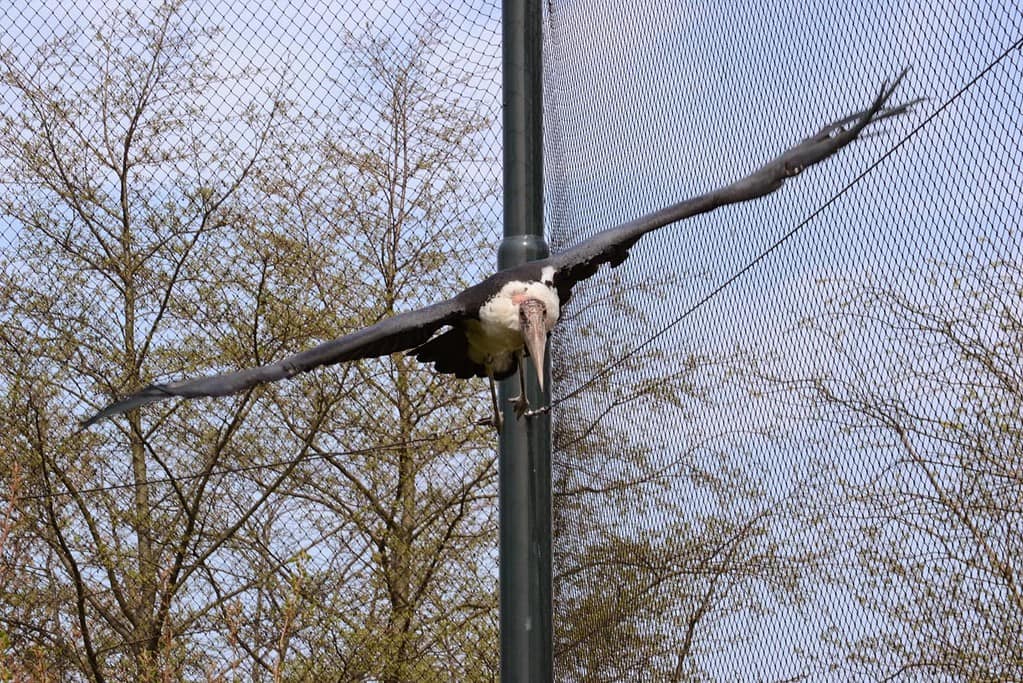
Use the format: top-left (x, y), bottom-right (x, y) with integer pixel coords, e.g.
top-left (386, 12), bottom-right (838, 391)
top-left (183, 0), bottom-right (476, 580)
top-left (545, 0), bottom-right (1021, 678)
top-left (2, 0), bottom-right (1021, 678)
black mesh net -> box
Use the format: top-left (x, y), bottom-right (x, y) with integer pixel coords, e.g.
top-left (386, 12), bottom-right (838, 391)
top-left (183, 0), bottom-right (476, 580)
top-left (0, 1), bottom-right (502, 679)
top-left (545, 2), bottom-right (1022, 680)
top-left (1, 0), bottom-right (1021, 680)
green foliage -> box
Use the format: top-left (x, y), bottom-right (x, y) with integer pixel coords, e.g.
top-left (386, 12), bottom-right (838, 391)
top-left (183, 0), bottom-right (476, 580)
top-left (0, 4), bottom-right (498, 681)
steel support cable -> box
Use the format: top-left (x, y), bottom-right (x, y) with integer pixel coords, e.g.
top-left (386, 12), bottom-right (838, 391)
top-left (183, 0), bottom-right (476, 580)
top-left (549, 37), bottom-right (1023, 411)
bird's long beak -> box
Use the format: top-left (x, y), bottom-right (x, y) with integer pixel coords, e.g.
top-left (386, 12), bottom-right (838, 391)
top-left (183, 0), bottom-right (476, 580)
top-left (518, 299), bottom-right (548, 391)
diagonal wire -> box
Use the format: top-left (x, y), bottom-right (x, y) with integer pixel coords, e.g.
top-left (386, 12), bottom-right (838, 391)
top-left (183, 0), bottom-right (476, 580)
top-left (10, 38), bottom-right (1019, 502)
top-left (550, 35), bottom-right (1023, 411)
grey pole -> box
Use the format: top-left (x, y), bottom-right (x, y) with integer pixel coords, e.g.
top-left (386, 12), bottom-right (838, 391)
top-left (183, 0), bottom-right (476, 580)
top-left (499, 0), bottom-right (551, 680)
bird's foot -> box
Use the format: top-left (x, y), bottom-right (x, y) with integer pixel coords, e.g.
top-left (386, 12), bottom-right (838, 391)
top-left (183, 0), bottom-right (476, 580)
top-left (476, 413), bottom-right (502, 434)
top-left (523, 404), bottom-right (550, 418)
top-left (509, 393), bottom-right (530, 419)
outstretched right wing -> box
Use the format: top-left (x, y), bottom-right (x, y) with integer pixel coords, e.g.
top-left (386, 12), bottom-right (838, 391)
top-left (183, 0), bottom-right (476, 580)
top-left (82, 296), bottom-right (469, 427)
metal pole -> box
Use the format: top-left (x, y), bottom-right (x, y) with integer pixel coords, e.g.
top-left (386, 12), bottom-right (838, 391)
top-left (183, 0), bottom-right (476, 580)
top-left (500, 0), bottom-right (551, 680)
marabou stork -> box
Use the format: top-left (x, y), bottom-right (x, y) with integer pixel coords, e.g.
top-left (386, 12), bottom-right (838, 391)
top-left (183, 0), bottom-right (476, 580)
top-left (82, 74), bottom-right (915, 431)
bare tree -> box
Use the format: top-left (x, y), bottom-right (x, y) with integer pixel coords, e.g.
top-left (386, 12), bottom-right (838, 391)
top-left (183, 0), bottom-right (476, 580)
top-left (764, 259), bottom-right (1023, 680)
top-left (551, 270), bottom-right (806, 680)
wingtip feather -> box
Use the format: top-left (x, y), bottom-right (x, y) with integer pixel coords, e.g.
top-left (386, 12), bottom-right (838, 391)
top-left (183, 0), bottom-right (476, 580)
top-left (79, 384), bottom-right (176, 429)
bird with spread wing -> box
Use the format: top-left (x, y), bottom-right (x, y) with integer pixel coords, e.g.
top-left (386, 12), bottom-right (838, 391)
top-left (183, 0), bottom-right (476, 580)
top-left (82, 72), bottom-right (917, 432)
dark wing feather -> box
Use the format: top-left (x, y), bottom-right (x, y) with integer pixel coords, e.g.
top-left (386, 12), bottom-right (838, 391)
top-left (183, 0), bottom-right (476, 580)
top-left (548, 71), bottom-right (919, 306)
top-left (82, 297), bottom-right (469, 427)
top-left (410, 326), bottom-right (520, 381)
top-left (410, 327), bottom-right (484, 379)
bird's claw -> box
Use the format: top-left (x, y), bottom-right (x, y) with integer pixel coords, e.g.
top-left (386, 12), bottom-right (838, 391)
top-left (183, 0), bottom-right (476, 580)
top-left (477, 414), bottom-right (502, 434)
top-left (509, 393), bottom-right (530, 419)
top-left (523, 405), bottom-right (550, 418)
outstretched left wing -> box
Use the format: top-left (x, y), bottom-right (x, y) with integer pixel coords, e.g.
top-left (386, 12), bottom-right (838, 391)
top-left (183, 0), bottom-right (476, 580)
top-left (548, 71), bottom-right (918, 306)
top-left (82, 296), bottom-right (470, 427)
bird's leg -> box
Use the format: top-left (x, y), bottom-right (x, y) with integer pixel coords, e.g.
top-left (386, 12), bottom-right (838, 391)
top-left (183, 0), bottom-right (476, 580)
top-left (474, 367), bottom-right (503, 433)
top-left (509, 349), bottom-right (531, 419)
top-left (487, 369), bottom-right (502, 434)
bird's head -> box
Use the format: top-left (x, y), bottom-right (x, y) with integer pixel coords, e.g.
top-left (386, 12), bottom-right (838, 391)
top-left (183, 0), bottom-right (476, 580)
top-left (518, 298), bottom-right (548, 390)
